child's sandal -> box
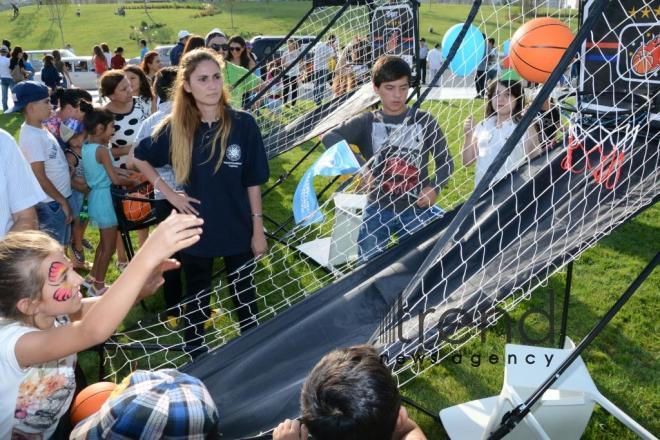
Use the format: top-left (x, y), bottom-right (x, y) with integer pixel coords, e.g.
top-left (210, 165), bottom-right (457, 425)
top-left (88, 282), bottom-right (109, 297)
top-left (81, 276), bottom-right (95, 290)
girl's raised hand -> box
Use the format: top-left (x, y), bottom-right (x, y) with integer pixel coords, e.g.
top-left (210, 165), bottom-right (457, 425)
top-left (138, 258), bottom-right (181, 300)
top-left (463, 116), bottom-right (474, 135)
top-left (139, 211), bottom-right (203, 264)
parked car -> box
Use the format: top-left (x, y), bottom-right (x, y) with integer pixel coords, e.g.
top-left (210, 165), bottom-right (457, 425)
top-left (26, 49), bottom-right (76, 71)
top-left (128, 44), bottom-right (175, 66)
top-left (35, 56), bottom-right (98, 90)
top-left (250, 35), bottom-right (316, 65)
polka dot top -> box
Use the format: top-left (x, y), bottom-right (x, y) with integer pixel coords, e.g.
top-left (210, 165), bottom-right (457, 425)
top-left (109, 96), bottom-right (152, 166)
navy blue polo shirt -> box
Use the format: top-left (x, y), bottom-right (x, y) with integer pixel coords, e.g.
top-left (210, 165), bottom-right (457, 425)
top-left (134, 109), bottom-right (269, 258)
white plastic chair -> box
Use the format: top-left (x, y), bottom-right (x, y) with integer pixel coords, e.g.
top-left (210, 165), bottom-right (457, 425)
top-left (440, 340), bottom-right (656, 439)
top-left (296, 193), bottom-right (367, 273)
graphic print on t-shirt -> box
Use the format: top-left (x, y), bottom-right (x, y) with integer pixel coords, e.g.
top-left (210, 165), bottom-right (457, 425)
top-left (224, 144), bottom-right (243, 168)
top-left (370, 119), bottom-right (424, 198)
top-left (12, 356), bottom-right (75, 439)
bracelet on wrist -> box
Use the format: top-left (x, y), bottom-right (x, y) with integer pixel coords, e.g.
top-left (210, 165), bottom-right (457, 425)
top-left (252, 213), bottom-right (263, 218)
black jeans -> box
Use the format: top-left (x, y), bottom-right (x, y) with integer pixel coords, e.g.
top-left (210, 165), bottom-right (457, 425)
top-left (418, 58), bottom-right (427, 84)
top-left (283, 75), bottom-right (298, 105)
top-left (475, 70), bottom-right (487, 97)
top-left (163, 251), bottom-right (183, 314)
top-left (180, 251), bottom-right (258, 355)
top-left (313, 69), bottom-right (329, 105)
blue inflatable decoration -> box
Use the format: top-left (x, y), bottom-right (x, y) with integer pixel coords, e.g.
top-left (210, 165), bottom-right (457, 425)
top-left (441, 24), bottom-right (485, 77)
top-left (502, 39), bottom-right (511, 56)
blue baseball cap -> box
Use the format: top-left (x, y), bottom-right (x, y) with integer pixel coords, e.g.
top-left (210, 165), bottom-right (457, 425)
top-left (9, 81), bottom-right (49, 113)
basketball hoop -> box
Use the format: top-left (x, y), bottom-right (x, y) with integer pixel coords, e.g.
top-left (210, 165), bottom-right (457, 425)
top-left (560, 121), bottom-right (640, 190)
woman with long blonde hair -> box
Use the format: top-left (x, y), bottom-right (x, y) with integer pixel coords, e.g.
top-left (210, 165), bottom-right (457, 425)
top-left (133, 48), bottom-right (269, 356)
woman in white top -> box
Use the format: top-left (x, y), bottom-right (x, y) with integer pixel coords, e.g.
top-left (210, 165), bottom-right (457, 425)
top-left (0, 46), bottom-right (12, 112)
top-left (281, 39), bottom-right (300, 106)
top-left (462, 76), bottom-right (540, 185)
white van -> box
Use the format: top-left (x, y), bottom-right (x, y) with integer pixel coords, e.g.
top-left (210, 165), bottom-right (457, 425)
top-left (127, 44), bottom-right (175, 66)
top-left (26, 49), bottom-right (76, 71)
top-left (35, 56), bottom-right (98, 90)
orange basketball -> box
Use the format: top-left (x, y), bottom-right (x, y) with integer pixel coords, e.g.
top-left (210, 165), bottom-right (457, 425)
top-left (123, 195), bottom-right (151, 222)
top-left (70, 381), bottom-right (117, 426)
top-left (509, 18), bottom-right (574, 83)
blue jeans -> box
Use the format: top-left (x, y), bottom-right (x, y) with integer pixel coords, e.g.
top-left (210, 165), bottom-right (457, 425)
top-left (1, 77), bottom-right (12, 111)
top-left (357, 203), bottom-right (443, 261)
top-left (35, 195), bottom-right (74, 245)
top-left (314, 69), bottom-right (329, 105)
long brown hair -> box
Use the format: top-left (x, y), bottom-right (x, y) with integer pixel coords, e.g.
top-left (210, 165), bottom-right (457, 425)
top-left (228, 36), bottom-right (251, 69)
top-left (155, 48), bottom-right (232, 185)
top-left (123, 64), bottom-right (154, 102)
top-left (0, 231), bottom-right (61, 322)
top-left (183, 35), bottom-right (206, 56)
top-left (485, 79), bottom-right (525, 122)
top-left (140, 50), bottom-right (159, 76)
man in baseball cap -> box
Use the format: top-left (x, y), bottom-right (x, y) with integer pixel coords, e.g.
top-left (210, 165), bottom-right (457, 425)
top-left (70, 369), bottom-right (220, 439)
top-left (170, 30), bottom-right (191, 66)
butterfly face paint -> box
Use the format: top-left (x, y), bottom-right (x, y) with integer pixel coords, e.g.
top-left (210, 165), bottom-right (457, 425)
top-left (47, 261), bottom-right (73, 302)
top-left (48, 262), bottom-right (67, 284)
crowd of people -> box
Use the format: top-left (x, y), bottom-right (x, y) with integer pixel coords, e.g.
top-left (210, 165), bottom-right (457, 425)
top-left (0, 23), bottom-right (563, 437)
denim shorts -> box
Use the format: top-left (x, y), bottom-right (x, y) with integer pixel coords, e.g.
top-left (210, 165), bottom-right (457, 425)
top-left (35, 194), bottom-right (74, 245)
top-left (69, 190), bottom-right (85, 220)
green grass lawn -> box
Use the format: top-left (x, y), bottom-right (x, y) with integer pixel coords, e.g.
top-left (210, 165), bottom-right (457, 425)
top-left (1, 3), bottom-right (657, 438)
top-left (1, 1), bottom-right (576, 58)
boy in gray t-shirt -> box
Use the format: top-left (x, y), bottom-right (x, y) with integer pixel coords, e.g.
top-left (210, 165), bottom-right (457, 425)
top-left (322, 56), bottom-right (453, 260)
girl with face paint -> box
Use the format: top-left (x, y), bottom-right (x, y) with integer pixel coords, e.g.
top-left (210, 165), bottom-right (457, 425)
top-left (0, 213), bottom-right (203, 438)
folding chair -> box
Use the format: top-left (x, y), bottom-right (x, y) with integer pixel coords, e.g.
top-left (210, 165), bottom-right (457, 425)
top-left (440, 340), bottom-right (655, 439)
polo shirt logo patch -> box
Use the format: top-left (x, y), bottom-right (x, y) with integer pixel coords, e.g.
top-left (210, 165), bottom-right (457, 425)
top-left (225, 144), bottom-right (242, 167)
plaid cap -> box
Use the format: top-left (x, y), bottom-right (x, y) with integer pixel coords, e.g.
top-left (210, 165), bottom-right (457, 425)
top-left (70, 369), bottom-right (219, 439)
top-left (60, 118), bottom-right (84, 142)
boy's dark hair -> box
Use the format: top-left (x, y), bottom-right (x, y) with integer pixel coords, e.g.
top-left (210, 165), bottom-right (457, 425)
top-left (300, 345), bottom-right (401, 440)
top-left (372, 55), bottom-right (411, 87)
top-left (488, 38), bottom-right (495, 45)
top-left (55, 88), bottom-right (93, 109)
top-left (140, 39), bottom-right (147, 46)
top-left (81, 103), bottom-right (115, 134)
top-left (115, 47), bottom-right (124, 54)
top-left (154, 66), bottom-right (178, 102)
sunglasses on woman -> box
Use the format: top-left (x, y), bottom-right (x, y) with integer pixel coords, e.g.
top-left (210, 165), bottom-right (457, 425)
top-left (229, 46), bottom-right (243, 52)
top-left (210, 44), bottom-right (230, 52)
